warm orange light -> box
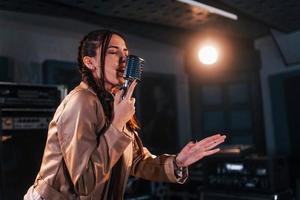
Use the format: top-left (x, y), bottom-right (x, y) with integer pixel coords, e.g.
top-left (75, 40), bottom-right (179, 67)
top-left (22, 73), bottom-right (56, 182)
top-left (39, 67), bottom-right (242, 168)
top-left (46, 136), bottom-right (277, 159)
top-left (198, 45), bottom-right (219, 65)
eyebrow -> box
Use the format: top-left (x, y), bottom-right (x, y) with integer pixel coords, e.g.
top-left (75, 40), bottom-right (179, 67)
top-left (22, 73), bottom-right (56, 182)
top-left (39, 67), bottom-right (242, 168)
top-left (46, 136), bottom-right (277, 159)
top-left (108, 45), bottom-right (128, 51)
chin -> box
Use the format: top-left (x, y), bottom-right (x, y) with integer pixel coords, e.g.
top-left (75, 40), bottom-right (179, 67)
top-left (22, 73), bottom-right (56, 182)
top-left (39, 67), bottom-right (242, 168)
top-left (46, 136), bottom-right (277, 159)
top-left (118, 78), bottom-right (125, 85)
top-left (111, 81), bottom-right (124, 88)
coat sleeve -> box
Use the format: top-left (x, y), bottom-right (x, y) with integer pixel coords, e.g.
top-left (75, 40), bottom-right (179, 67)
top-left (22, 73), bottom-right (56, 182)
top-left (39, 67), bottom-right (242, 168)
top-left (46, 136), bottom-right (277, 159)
top-left (56, 90), bottom-right (132, 195)
top-left (130, 134), bottom-right (188, 184)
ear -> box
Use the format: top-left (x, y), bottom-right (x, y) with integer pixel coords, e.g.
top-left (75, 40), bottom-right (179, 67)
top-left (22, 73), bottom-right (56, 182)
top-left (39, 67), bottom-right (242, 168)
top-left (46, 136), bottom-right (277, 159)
top-left (83, 56), bottom-right (96, 71)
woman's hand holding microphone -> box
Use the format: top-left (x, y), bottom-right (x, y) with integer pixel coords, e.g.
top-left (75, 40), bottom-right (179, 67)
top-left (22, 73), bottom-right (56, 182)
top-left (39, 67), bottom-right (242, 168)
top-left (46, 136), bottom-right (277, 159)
top-left (112, 80), bottom-right (137, 132)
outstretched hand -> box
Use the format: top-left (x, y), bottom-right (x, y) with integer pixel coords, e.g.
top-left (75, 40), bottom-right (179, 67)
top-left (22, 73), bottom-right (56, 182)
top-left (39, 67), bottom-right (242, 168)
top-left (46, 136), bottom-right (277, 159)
top-left (175, 134), bottom-right (226, 167)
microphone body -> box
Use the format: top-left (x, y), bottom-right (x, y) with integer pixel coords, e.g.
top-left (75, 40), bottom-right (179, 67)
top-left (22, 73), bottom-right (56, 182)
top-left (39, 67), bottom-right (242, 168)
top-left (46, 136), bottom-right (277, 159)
top-left (122, 55), bottom-right (144, 98)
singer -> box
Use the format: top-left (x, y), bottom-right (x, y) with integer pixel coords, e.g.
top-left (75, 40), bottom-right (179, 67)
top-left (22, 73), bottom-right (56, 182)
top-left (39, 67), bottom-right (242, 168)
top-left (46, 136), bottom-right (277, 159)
top-left (24, 30), bottom-right (226, 200)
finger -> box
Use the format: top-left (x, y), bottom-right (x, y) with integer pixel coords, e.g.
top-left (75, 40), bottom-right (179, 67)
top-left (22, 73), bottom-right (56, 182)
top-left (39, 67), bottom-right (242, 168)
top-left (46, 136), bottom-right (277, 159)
top-left (124, 80), bottom-right (137, 100)
top-left (131, 106), bottom-right (136, 114)
top-left (203, 138), bottom-right (225, 150)
top-left (114, 90), bottom-right (122, 106)
top-left (197, 135), bottom-right (225, 148)
top-left (203, 148), bottom-right (220, 157)
top-left (131, 97), bottom-right (136, 104)
top-left (189, 135), bottom-right (223, 154)
top-left (186, 141), bottom-right (196, 148)
top-left (197, 134), bottom-right (221, 146)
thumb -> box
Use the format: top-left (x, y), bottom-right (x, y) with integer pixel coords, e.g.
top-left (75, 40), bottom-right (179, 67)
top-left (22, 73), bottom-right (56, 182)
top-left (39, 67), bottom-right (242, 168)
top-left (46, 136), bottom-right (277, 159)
top-left (114, 90), bottom-right (122, 106)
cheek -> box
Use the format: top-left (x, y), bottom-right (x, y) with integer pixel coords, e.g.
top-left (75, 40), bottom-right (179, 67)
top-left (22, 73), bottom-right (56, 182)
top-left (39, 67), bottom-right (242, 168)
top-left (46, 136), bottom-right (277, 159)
top-left (104, 68), bottom-right (116, 81)
top-left (105, 55), bottom-right (119, 65)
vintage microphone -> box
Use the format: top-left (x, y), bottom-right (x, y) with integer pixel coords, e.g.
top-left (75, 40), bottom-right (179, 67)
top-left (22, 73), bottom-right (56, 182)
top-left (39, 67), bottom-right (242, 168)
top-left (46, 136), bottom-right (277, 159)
top-left (122, 55), bottom-right (144, 99)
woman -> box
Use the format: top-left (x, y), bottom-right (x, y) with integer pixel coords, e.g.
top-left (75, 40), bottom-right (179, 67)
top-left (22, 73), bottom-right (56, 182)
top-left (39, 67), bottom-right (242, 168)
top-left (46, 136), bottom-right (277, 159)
top-left (24, 30), bottom-right (226, 200)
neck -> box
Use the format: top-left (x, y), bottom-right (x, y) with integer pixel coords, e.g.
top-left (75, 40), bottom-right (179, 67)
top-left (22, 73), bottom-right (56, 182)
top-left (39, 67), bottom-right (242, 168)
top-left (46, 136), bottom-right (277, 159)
top-left (105, 83), bottom-right (114, 93)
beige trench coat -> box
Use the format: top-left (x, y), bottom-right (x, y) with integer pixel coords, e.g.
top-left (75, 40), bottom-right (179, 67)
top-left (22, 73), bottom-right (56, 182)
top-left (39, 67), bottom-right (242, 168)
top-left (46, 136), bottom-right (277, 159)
top-left (27, 82), bottom-right (187, 200)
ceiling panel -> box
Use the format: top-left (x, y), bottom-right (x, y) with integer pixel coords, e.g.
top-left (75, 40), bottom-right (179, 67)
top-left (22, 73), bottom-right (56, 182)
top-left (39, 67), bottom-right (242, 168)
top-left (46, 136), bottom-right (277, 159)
top-left (219, 0), bottom-right (300, 32)
top-left (53, 0), bottom-right (214, 29)
top-left (0, 0), bottom-right (299, 46)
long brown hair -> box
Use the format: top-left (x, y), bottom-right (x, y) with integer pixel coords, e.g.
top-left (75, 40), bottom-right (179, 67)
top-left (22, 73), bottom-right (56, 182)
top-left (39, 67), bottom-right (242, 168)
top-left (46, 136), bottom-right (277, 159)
top-left (77, 29), bottom-right (139, 131)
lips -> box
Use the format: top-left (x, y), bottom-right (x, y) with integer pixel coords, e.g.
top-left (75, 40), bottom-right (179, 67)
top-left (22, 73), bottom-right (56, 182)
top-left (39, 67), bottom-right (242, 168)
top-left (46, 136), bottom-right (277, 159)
top-left (117, 69), bottom-right (125, 77)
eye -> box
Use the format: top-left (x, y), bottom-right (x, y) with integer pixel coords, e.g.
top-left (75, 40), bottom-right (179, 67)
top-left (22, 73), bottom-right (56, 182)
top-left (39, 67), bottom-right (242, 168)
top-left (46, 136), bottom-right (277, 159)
top-left (108, 51), bottom-right (117, 54)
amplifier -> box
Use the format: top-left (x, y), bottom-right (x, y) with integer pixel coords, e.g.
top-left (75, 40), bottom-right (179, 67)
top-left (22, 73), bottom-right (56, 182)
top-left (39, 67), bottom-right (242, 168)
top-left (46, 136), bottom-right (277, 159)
top-left (0, 82), bottom-right (66, 199)
top-left (0, 82), bottom-right (64, 108)
top-left (0, 82), bottom-right (66, 134)
top-left (202, 155), bottom-right (290, 193)
top-left (200, 190), bottom-right (293, 200)
top-left (2, 115), bottom-right (51, 131)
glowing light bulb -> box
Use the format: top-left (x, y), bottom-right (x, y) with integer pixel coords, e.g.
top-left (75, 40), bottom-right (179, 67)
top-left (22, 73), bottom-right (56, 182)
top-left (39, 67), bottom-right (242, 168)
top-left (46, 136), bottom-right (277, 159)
top-left (198, 45), bottom-right (219, 65)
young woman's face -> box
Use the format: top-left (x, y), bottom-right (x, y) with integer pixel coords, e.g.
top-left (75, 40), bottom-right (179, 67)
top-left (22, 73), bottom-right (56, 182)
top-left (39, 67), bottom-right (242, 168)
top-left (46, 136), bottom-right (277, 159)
top-left (105, 34), bottom-right (129, 90)
top-left (87, 34), bottom-right (128, 91)
top-left (103, 34), bottom-right (128, 90)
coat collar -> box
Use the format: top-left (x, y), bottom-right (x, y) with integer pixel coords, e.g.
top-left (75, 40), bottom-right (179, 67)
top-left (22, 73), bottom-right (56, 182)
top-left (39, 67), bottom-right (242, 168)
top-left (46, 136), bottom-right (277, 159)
top-left (79, 81), bottom-right (97, 96)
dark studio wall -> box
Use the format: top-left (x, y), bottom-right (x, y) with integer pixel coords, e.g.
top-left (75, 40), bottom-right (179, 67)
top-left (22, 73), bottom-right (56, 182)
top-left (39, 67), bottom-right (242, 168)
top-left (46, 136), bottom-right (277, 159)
top-left (185, 35), bottom-right (265, 154)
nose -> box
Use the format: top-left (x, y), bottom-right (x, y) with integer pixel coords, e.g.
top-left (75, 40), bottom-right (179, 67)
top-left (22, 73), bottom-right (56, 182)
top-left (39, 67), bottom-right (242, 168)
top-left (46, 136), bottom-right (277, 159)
top-left (120, 54), bottom-right (126, 62)
top-left (119, 55), bottom-right (126, 68)
top-left (121, 51), bottom-right (127, 59)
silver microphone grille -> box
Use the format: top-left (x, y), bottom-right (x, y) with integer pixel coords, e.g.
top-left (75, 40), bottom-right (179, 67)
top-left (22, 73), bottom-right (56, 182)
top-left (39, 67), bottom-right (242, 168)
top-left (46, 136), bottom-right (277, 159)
top-left (124, 55), bottom-right (144, 82)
